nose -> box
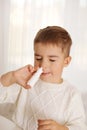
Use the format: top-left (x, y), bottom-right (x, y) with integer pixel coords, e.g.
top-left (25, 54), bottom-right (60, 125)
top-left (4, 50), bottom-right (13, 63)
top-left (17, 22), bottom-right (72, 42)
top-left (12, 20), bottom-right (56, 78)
top-left (40, 60), bottom-right (49, 70)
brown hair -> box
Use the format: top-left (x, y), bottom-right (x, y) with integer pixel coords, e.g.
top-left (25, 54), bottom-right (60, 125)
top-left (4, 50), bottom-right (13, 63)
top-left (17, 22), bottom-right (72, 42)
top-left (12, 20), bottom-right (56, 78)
top-left (34, 26), bottom-right (72, 57)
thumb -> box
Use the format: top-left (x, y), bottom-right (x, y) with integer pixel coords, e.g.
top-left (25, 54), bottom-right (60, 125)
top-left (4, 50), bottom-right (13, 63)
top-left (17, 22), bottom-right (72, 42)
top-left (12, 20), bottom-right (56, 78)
top-left (24, 84), bottom-right (31, 89)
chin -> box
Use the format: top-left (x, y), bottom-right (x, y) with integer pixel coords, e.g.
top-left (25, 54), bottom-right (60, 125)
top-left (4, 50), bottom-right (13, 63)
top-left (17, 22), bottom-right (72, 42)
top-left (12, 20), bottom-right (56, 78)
top-left (40, 77), bottom-right (53, 83)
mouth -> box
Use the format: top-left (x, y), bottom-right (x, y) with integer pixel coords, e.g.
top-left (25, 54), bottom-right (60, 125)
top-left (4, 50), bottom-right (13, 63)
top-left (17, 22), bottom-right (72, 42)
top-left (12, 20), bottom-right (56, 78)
top-left (41, 72), bottom-right (51, 76)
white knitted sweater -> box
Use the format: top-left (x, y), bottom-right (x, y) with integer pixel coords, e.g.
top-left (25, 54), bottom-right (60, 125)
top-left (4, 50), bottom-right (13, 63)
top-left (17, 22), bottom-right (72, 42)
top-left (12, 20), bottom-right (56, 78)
top-left (0, 79), bottom-right (87, 130)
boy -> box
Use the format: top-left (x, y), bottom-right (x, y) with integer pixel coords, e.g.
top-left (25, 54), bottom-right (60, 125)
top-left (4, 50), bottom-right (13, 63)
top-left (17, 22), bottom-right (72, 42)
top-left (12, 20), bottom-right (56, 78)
top-left (0, 26), bottom-right (87, 130)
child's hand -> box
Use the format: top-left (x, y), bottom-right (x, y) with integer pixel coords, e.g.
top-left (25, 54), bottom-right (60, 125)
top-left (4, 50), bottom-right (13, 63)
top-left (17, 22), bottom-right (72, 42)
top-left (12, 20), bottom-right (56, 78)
top-left (38, 119), bottom-right (68, 130)
top-left (0, 64), bottom-right (37, 89)
top-left (13, 64), bottom-right (37, 89)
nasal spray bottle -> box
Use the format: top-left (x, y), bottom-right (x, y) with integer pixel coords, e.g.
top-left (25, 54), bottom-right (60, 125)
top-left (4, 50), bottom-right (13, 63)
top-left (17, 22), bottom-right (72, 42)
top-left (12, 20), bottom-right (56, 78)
top-left (28, 68), bottom-right (43, 87)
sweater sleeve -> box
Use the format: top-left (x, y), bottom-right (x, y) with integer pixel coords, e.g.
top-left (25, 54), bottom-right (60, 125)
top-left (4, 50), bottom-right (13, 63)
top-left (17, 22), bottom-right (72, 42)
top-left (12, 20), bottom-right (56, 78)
top-left (65, 91), bottom-right (87, 130)
top-left (0, 81), bottom-right (21, 104)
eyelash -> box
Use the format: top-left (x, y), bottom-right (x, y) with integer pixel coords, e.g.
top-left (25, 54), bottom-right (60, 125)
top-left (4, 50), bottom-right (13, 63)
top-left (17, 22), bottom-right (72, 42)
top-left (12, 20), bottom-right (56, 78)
top-left (49, 59), bottom-right (56, 62)
top-left (36, 58), bottom-right (42, 61)
top-left (36, 58), bottom-right (56, 62)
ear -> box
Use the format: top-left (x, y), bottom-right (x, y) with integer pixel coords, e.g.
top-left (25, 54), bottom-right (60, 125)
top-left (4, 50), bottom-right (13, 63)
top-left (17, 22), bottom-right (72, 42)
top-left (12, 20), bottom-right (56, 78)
top-left (64, 56), bottom-right (72, 67)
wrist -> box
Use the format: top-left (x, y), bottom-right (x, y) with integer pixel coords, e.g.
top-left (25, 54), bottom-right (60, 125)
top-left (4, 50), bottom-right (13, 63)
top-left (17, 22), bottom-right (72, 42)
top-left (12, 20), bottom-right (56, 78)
top-left (0, 71), bottom-right (16, 86)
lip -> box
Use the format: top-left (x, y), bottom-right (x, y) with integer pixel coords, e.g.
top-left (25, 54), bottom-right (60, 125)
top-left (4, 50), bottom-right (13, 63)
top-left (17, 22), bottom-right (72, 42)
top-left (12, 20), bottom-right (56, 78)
top-left (41, 72), bottom-right (51, 76)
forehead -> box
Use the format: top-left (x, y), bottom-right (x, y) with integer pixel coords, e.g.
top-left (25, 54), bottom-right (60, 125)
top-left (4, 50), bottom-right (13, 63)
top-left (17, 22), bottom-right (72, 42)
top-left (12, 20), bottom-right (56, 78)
top-left (34, 43), bottom-right (63, 56)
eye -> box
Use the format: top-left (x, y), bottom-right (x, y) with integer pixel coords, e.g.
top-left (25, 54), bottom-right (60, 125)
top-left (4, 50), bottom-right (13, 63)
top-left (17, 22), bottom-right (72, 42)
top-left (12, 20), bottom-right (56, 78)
top-left (49, 59), bottom-right (56, 62)
top-left (36, 58), bottom-right (42, 61)
top-left (35, 56), bottom-right (42, 61)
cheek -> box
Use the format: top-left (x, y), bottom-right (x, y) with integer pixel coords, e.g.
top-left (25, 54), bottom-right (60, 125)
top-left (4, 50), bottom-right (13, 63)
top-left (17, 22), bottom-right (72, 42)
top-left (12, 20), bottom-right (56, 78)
top-left (34, 60), bottom-right (37, 66)
top-left (52, 62), bottom-right (64, 73)
top-left (34, 60), bottom-right (40, 67)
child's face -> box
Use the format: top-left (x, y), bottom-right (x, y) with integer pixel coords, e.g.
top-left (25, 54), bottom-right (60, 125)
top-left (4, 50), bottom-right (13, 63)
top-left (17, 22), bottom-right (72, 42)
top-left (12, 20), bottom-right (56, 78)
top-left (34, 43), bottom-right (71, 84)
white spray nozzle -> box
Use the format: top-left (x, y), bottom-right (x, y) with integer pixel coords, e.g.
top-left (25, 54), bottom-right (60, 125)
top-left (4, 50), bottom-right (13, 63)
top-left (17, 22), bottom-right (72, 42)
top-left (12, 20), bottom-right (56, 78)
top-left (27, 68), bottom-right (43, 87)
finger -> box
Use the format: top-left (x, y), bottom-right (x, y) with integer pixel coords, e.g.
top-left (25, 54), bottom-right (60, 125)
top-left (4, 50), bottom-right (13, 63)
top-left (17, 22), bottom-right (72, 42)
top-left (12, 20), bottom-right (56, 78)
top-left (38, 119), bottom-right (52, 125)
top-left (28, 65), bottom-right (35, 73)
top-left (18, 80), bottom-right (31, 89)
top-left (24, 84), bottom-right (31, 89)
top-left (23, 81), bottom-right (31, 89)
top-left (38, 125), bottom-right (51, 130)
top-left (29, 65), bottom-right (34, 72)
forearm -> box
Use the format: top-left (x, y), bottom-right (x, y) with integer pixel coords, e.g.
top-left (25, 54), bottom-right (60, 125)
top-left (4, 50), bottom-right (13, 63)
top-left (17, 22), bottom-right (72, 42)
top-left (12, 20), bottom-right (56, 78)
top-left (0, 65), bottom-right (36, 88)
top-left (0, 71), bottom-right (16, 87)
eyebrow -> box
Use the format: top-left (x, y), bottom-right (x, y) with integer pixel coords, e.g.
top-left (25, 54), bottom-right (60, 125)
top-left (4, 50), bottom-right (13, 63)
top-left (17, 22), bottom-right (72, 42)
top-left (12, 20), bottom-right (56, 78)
top-left (34, 53), bottom-right (59, 58)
